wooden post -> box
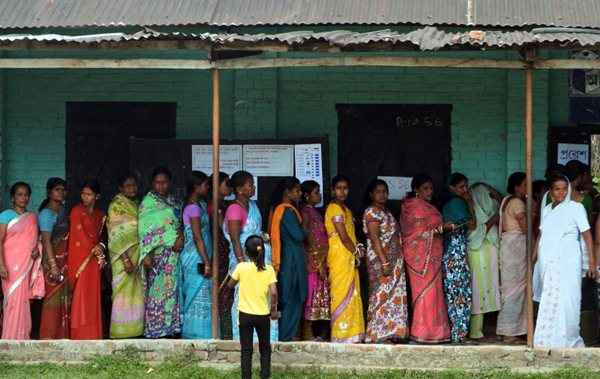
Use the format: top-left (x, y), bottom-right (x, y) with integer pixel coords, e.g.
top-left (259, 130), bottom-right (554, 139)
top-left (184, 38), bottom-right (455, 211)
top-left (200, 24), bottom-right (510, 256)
top-left (211, 68), bottom-right (221, 339)
top-left (525, 65), bottom-right (535, 347)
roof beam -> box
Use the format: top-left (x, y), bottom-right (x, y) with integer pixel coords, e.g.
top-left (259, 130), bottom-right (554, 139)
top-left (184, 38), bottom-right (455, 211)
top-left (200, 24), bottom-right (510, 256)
top-left (0, 56), bottom-right (599, 70)
top-left (0, 56), bottom-right (526, 70)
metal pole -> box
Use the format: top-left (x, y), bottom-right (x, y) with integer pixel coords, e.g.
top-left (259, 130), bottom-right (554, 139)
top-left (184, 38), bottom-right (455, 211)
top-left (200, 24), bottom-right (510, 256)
top-left (525, 66), bottom-right (535, 347)
top-left (211, 68), bottom-right (221, 339)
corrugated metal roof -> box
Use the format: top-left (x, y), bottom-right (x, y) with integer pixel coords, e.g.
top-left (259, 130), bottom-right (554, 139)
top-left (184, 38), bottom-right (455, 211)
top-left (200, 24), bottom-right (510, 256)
top-left (0, 0), bottom-right (217, 29)
top-left (1, 1), bottom-right (600, 30)
top-left (475, 0), bottom-right (600, 29)
top-left (210, 0), bottom-right (468, 27)
top-left (2, 27), bottom-right (600, 51)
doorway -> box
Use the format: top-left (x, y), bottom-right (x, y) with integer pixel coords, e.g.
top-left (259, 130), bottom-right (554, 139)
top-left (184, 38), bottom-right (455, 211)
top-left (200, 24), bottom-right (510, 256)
top-left (66, 102), bottom-right (176, 210)
top-left (337, 104), bottom-right (452, 214)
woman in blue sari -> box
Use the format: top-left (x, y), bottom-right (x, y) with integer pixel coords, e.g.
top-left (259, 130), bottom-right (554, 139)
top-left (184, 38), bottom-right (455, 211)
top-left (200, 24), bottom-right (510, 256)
top-left (224, 170), bottom-right (278, 342)
top-left (180, 171), bottom-right (213, 339)
top-left (442, 173), bottom-right (474, 343)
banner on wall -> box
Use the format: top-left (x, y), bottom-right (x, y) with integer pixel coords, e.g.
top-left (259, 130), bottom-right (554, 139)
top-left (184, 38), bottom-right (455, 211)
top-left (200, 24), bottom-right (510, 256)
top-left (294, 144), bottom-right (324, 206)
top-left (243, 145), bottom-right (294, 176)
top-left (191, 145), bottom-right (243, 175)
top-left (378, 176), bottom-right (413, 200)
top-left (557, 143), bottom-right (589, 165)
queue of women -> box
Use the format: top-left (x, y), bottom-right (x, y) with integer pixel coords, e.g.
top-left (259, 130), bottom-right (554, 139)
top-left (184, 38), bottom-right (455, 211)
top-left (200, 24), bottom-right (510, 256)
top-left (0, 159), bottom-right (597, 349)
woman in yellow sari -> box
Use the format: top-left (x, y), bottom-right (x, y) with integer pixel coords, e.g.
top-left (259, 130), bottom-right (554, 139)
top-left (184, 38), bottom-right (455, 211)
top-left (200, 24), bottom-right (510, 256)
top-left (325, 175), bottom-right (365, 343)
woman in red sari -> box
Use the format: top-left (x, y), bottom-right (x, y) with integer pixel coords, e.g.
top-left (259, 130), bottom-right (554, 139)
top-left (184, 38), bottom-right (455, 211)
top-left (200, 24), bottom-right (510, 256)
top-left (400, 174), bottom-right (452, 343)
top-left (67, 179), bottom-right (106, 340)
top-left (39, 177), bottom-right (69, 339)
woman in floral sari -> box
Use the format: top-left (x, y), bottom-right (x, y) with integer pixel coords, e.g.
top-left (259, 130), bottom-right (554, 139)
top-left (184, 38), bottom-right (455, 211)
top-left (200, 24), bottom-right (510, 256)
top-left (442, 173), bottom-right (474, 343)
top-left (300, 180), bottom-right (331, 341)
top-left (325, 175), bottom-right (365, 343)
top-left (0, 182), bottom-right (44, 339)
top-left (224, 170), bottom-right (278, 342)
top-left (38, 177), bottom-right (69, 339)
top-left (68, 179), bottom-right (106, 340)
top-left (139, 167), bottom-right (184, 338)
top-left (401, 174), bottom-right (451, 343)
top-left (107, 174), bottom-right (144, 338)
top-left (180, 171), bottom-right (213, 339)
top-left (362, 179), bottom-right (408, 343)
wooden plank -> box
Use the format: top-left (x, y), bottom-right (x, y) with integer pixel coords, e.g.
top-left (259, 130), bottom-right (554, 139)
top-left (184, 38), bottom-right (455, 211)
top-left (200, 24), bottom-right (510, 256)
top-left (0, 56), bottom-right (527, 70)
top-left (535, 59), bottom-right (600, 70)
top-left (0, 58), bottom-right (213, 69)
top-left (2, 56), bottom-right (600, 70)
top-left (525, 67), bottom-right (535, 348)
top-left (211, 68), bottom-right (221, 339)
top-left (216, 56), bottom-right (528, 70)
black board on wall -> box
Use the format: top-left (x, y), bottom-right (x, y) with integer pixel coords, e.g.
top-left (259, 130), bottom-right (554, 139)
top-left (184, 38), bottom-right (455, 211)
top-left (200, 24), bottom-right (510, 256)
top-left (130, 137), bottom-right (329, 228)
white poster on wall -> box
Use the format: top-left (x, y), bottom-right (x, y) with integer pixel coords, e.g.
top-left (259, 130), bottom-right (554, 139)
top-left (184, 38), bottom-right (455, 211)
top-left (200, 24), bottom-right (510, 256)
top-left (243, 145), bottom-right (294, 176)
top-left (557, 143), bottom-right (589, 165)
top-left (378, 176), bottom-right (413, 200)
top-left (294, 144), bottom-right (324, 206)
top-left (191, 145), bottom-right (243, 175)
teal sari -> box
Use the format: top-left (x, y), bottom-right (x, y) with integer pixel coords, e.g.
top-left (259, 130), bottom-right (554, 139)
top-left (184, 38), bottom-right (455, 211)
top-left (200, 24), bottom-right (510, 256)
top-left (224, 201), bottom-right (278, 342)
top-left (180, 200), bottom-right (213, 339)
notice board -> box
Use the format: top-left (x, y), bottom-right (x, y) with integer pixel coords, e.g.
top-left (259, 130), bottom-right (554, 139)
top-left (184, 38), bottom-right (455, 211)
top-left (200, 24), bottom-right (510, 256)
top-left (130, 137), bottom-right (329, 228)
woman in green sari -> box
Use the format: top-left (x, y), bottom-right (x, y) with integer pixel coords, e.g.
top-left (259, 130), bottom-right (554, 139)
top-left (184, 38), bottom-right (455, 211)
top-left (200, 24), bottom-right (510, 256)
top-left (107, 173), bottom-right (144, 338)
top-left (139, 167), bottom-right (184, 338)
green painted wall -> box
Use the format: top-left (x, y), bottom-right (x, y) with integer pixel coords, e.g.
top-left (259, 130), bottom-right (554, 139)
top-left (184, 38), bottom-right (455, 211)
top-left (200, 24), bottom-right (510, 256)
top-left (1, 52), bottom-right (560, 208)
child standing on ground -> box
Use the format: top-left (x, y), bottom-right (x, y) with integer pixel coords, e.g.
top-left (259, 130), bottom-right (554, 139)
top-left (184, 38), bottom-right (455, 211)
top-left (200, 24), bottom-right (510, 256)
top-left (228, 235), bottom-right (279, 379)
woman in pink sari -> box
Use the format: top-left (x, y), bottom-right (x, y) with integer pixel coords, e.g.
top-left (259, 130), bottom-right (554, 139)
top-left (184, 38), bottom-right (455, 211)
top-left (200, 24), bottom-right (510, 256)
top-left (0, 182), bottom-right (44, 340)
top-left (400, 175), bottom-right (452, 343)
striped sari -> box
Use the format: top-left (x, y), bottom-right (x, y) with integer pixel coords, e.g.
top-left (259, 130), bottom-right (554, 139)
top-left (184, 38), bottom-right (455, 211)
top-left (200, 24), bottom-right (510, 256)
top-left (1, 212), bottom-right (44, 339)
top-left (107, 194), bottom-right (144, 338)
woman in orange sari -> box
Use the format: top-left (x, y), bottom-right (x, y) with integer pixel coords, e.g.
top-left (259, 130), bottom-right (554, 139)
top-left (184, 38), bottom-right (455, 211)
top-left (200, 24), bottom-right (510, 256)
top-left (0, 182), bottom-right (44, 339)
top-left (67, 179), bottom-right (106, 340)
top-left (39, 177), bottom-right (69, 339)
top-left (400, 174), bottom-right (452, 343)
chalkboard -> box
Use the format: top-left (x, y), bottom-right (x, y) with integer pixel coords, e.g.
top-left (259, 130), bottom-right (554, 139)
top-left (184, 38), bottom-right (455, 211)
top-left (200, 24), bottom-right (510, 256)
top-left (129, 137), bottom-right (329, 229)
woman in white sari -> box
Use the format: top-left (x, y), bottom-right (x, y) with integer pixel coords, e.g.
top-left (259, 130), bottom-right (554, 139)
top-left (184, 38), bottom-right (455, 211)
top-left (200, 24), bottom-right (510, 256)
top-left (533, 175), bottom-right (597, 348)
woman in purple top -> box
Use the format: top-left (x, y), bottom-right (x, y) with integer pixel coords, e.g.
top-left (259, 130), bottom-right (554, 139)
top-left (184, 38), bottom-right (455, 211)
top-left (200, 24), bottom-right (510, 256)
top-left (180, 171), bottom-right (213, 339)
top-left (300, 180), bottom-right (331, 340)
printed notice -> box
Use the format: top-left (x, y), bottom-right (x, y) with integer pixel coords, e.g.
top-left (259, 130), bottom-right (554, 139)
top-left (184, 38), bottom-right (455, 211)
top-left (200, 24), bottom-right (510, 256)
top-left (378, 176), bottom-right (413, 200)
top-left (191, 145), bottom-right (243, 175)
top-left (295, 144), bottom-right (324, 205)
top-left (557, 143), bottom-right (589, 165)
top-left (243, 145), bottom-right (294, 177)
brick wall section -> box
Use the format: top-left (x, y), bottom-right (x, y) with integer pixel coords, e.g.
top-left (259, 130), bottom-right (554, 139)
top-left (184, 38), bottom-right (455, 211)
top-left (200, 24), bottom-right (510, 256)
top-left (3, 62), bottom-right (559, 205)
top-left (4, 69), bottom-right (215, 207)
top-left (232, 69), bottom-right (278, 139)
top-left (276, 66), bottom-right (510, 190)
top-left (505, 70), bottom-right (549, 180)
top-left (1, 339), bottom-right (600, 371)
